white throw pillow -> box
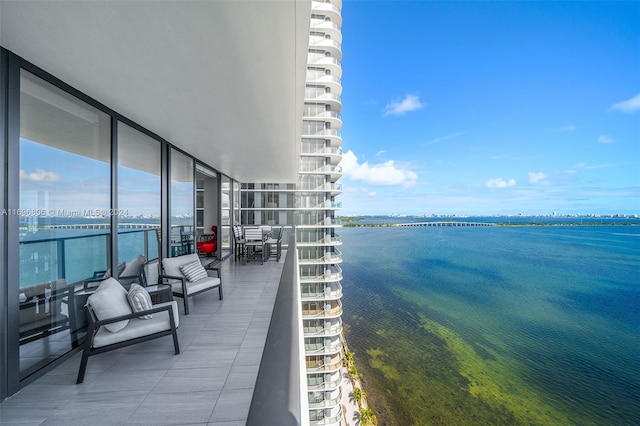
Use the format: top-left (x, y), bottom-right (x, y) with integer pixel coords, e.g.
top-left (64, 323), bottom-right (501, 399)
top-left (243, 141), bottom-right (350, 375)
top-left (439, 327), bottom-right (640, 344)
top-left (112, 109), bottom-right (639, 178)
top-left (180, 260), bottom-right (208, 282)
top-left (87, 278), bottom-right (132, 332)
top-left (127, 283), bottom-right (153, 319)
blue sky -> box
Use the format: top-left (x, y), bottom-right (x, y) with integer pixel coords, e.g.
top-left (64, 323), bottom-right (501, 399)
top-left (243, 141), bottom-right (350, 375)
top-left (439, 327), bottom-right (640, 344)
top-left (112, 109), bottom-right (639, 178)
top-left (338, 1), bottom-right (640, 216)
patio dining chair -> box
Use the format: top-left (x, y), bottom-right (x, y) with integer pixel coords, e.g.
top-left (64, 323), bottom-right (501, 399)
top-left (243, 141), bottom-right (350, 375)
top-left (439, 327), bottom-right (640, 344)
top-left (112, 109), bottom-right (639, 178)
top-left (233, 225), bottom-right (246, 261)
top-left (243, 227), bottom-right (266, 264)
top-left (265, 227), bottom-right (283, 262)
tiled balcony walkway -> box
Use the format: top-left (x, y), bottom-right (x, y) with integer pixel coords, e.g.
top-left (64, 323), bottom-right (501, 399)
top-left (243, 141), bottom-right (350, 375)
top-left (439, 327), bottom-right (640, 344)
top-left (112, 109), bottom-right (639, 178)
top-left (0, 255), bottom-right (285, 426)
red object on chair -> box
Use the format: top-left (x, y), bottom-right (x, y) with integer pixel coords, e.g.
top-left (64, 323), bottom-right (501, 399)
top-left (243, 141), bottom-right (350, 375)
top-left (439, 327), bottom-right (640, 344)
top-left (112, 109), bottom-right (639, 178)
top-left (196, 226), bottom-right (217, 257)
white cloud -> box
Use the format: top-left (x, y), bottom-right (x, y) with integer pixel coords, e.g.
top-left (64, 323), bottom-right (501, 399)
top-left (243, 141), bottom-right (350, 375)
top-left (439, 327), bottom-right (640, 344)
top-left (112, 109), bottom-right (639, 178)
top-left (340, 150), bottom-right (418, 187)
top-left (367, 191), bottom-right (377, 197)
top-left (20, 169), bottom-right (61, 182)
top-left (598, 135), bottom-right (614, 144)
top-left (558, 125), bottom-right (576, 132)
top-left (610, 93), bottom-right (640, 113)
top-left (426, 131), bottom-right (469, 145)
top-left (382, 94), bottom-right (425, 116)
top-left (587, 163), bottom-right (614, 170)
top-left (528, 171), bottom-right (550, 185)
top-left (485, 177), bottom-right (516, 188)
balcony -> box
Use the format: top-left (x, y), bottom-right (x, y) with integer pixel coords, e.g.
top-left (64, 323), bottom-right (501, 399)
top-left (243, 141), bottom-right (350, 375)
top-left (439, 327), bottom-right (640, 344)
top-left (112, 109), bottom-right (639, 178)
top-left (298, 249), bottom-right (343, 265)
top-left (297, 217), bottom-right (342, 228)
top-left (306, 74), bottom-right (342, 96)
top-left (312, 412), bottom-right (343, 426)
top-left (307, 376), bottom-right (342, 391)
top-left (297, 234), bottom-right (343, 247)
top-left (306, 358), bottom-right (343, 374)
top-left (303, 92), bottom-right (342, 109)
top-left (295, 202), bottom-right (342, 211)
top-left (301, 284), bottom-right (343, 302)
top-left (2, 240), bottom-right (309, 424)
top-left (302, 130), bottom-right (342, 147)
top-left (310, 20), bottom-right (342, 43)
top-left (299, 166), bottom-right (342, 182)
top-left (308, 391), bottom-right (342, 409)
top-left (311, 2), bottom-right (342, 26)
top-left (302, 110), bottom-right (343, 129)
top-left (309, 38), bottom-right (342, 60)
top-left (301, 144), bottom-right (343, 158)
top-left (302, 301), bottom-right (343, 319)
top-left (303, 320), bottom-right (343, 337)
top-left (300, 265), bottom-right (343, 283)
top-left (307, 56), bottom-right (342, 77)
top-left (294, 183), bottom-right (342, 195)
top-left (305, 341), bottom-right (342, 356)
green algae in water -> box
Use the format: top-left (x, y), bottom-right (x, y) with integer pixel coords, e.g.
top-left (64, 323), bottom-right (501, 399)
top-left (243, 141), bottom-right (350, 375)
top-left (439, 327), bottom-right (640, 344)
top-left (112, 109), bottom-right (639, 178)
top-left (417, 314), bottom-right (576, 425)
top-left (349, 311), bottom-right (575, 425)
top-left (348, 310), bottom-right (517, 425)
top-left (341, 225), bottom-right (640, 425)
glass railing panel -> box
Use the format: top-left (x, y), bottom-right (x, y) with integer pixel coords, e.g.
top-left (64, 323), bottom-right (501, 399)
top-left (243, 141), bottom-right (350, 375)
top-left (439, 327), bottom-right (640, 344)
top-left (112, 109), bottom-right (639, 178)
top-left (64, 234), bottom-right (111, 284)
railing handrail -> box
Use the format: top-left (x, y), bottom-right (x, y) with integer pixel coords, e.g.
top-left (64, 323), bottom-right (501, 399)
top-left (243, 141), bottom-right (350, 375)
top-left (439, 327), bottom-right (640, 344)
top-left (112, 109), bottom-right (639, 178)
top-left (310, 19), bottom-right (341, 32)
top-left (307, 55), bottom-right (342, 68)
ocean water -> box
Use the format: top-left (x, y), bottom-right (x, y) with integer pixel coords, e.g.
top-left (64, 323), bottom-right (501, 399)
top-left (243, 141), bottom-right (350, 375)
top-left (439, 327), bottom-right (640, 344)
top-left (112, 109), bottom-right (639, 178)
top-left (340, 222), bottom-right (640, 425)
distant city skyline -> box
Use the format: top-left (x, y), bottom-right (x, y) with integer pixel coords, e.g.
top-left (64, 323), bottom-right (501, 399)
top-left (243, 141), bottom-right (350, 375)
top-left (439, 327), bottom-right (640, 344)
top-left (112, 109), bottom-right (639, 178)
top-left (338, 1), bottom-right (640, 216)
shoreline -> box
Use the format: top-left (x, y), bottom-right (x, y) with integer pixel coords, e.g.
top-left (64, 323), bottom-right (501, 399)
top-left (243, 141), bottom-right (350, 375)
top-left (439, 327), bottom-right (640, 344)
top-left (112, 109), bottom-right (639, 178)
top-left (340, 330), bottom-right (379, 425)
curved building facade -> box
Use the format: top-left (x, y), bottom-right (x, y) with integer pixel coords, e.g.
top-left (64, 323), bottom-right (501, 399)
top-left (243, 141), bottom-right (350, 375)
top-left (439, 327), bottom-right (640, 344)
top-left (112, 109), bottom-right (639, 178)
top-left (241, 0), bottom-right (344, 423)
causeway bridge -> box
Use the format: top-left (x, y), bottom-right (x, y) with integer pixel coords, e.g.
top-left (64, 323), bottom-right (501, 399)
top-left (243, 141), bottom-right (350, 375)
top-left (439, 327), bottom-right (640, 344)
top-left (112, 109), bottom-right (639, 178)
top-left (398, 221), bottom-right (496, 227)
top-left (44, 223), bottom-right (161, 230)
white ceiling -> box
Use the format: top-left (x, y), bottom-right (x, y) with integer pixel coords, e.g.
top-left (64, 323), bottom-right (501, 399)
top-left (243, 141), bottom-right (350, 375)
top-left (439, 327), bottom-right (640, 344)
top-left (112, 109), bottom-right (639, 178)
top-left (0, 0), bottom-right (311, 183)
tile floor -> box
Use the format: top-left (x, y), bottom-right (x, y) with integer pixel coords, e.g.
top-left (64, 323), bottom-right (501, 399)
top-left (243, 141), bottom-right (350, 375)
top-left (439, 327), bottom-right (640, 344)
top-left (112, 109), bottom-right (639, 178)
top-left (0, 255), bottom-right (285, 426)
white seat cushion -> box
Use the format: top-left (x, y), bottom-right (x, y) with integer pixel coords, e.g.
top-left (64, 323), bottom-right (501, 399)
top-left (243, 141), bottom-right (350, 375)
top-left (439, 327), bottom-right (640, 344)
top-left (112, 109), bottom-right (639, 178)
top-left (170, 276), bottom-right (220, 296)
top-left (92, 301), bottom-right (179, 348)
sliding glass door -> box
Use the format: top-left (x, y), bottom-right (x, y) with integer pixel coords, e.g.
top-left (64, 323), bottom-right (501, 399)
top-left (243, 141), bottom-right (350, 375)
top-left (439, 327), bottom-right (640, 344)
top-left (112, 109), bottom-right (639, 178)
top-left (18, 70), bottom-right (111, 379)
top-left (117, 123), bottom-right (161, 283)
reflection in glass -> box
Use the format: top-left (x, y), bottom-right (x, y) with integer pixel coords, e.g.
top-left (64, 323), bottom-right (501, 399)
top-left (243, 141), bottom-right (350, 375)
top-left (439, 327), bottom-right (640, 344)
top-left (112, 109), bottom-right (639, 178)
top-left (170, 149), bottom-right (194, 257)
top-left (19, 70), bottom-right (111, 379)
top-left (117, 123), bottom-right (161, 274)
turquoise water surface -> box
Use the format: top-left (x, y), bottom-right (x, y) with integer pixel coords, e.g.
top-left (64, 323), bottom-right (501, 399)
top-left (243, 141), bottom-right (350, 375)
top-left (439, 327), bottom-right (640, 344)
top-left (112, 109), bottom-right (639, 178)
top-left (340, 222), bottom-right (640, 425)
